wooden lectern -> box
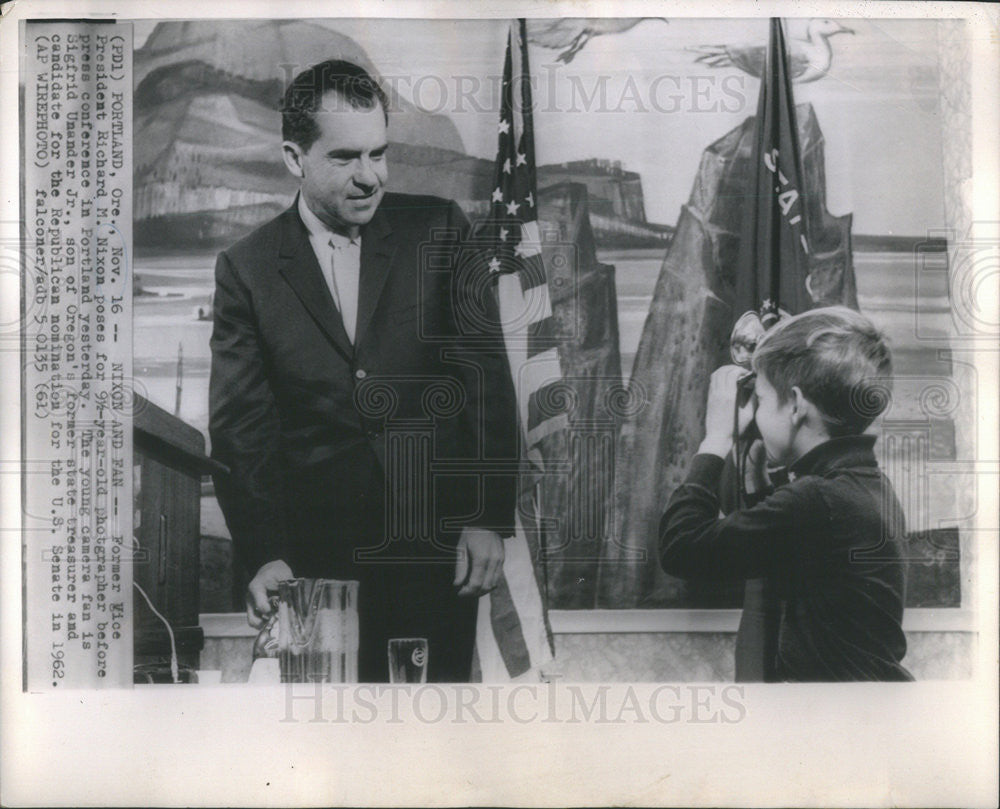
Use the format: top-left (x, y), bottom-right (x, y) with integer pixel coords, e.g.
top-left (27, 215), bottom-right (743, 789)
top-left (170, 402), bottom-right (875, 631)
top-left (133, 395), bottom-right (227, 682)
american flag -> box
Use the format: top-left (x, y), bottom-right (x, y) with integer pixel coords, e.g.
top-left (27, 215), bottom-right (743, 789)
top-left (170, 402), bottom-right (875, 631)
top-left (473, 19), bottom-right (556, 681)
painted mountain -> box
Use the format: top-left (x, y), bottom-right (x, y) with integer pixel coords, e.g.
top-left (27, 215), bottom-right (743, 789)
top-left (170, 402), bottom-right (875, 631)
top-left (135, 20), bottom-right (471, 249)
top-left (133, 20), bottom-right (671, 251)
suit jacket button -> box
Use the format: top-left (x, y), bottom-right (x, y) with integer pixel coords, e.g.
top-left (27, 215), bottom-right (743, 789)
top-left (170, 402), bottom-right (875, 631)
top-left (355, 369), bottom-right (367, 380)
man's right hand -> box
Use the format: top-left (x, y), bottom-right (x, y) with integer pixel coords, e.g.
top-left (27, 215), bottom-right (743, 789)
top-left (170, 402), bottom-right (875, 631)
top-left (245, 559), bottom-right (293, 628)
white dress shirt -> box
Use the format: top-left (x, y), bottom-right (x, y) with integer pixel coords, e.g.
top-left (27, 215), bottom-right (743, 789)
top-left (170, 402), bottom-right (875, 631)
top-left (298, 194), bottom-right (362, 344)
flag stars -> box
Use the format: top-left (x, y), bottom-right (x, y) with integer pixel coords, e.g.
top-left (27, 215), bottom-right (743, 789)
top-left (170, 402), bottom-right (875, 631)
top-left (498, 119), bottom-right (510, 135)
top-left (499, 227), bottom-right (509, 242)
top-left (525, 192), bottom-right (534, 208)
top-left (516, 152), bottom-right (527, 167)
top-left (488, 256), bottom-right (502, 274)
top-left (492, 187), bottom-right (504, 203)
top-left (506, 200), bottom-right (520, 216)
top-left (503, 158), bottom-right (512, 174)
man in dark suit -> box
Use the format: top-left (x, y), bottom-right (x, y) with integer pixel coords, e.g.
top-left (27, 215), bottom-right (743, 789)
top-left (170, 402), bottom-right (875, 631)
top-left (209, 60), bottom-right (518, 682)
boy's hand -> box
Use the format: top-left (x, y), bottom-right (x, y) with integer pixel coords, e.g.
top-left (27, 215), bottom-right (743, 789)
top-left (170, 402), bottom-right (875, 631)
top-left (700, 365), bottom-right (753, 457)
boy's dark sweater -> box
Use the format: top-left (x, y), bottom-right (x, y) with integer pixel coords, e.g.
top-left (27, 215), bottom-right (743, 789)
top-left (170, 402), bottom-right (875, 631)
top-left (660, 434), bottom-right (913, 682)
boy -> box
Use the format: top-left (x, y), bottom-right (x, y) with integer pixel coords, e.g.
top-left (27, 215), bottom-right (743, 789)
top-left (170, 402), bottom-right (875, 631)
top-left (660, 306), bottom-right (913, 681)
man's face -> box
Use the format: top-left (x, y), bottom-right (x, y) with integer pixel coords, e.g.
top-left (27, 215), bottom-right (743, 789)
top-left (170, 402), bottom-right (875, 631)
top-left (284, 93), bottom-right (388, 235)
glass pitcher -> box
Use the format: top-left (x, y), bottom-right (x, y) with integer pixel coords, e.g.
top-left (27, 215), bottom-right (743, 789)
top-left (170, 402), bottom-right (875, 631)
top-left (253, 578), bottom-right (359, 683)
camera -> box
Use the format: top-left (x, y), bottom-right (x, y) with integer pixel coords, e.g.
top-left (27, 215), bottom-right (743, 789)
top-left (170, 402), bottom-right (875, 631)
top-left (729, 313), bottom-right (765, 506)
top-left (736, 369), bottom-right (757, 409)
top-left (735, 371), bottom-right (761, 445)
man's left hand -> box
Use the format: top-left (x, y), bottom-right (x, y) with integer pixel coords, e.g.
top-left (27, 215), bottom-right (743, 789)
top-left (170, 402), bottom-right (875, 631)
top-left (453, 526), bottom-right (505, 597)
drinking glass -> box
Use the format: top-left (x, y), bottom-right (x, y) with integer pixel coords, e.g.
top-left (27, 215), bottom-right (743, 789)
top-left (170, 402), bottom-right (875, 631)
top-left (387, 638), bottom-right (429, 684)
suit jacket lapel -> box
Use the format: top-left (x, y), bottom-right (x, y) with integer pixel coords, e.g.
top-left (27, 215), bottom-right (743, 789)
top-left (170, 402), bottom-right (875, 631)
top-left (355, 206), bottom-right (397, 348)
top-left (276, 205), bottom-right (354, 362)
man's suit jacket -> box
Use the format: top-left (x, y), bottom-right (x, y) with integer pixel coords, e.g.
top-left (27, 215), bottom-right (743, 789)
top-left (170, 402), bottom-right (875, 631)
top-left (209, 192), bottom-right (519, 577)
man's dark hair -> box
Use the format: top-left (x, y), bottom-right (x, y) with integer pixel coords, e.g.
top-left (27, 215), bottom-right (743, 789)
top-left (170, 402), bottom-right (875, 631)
top-left (281, 59), bottom-right (389, 150)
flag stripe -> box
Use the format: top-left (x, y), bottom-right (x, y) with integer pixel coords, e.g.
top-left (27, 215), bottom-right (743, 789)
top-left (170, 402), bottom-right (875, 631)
top-left (528, 376), bottom-right (571, 430)
top-left (499, 508), bottom-right (552, 665)
top-left (522, 281), bottom-right (552, 323)
top-left (528, 316), bottom-right (558, 358)
top-left (517, 253), bottom-right (547, 291)
top-left (488, 573), bottom-right (532, 676)
top-left (497, 278), bottom-right (551, 335)
top-left (519, 347), bottom-right (562, 425)
top-left (470, 643), bottom-right (482, 682)
top-left (474, 591), bottom-right (506, 680)
top-left (527, 412), bottom-right (570, 448)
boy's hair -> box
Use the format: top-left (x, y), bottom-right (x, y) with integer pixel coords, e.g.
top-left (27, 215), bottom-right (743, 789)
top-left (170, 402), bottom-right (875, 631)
top-left (752, 306), bottom-right (893, 436)
top-left (281, 59), bottom-right (389, 150)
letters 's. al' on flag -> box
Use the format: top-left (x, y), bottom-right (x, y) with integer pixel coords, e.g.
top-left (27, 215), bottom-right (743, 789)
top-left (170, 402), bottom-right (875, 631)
top-left (736, 17), bottom-right (813, 327)
top-left (472, 19), bottom-right (555, 682)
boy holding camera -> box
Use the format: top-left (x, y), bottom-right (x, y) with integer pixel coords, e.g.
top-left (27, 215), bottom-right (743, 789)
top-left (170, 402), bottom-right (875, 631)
top-left (660, 306), bottom-right (913, 681)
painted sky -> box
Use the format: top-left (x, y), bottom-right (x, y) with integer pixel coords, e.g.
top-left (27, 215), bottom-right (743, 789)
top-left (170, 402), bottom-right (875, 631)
top-left (133, 17), bottom-right (947, 236)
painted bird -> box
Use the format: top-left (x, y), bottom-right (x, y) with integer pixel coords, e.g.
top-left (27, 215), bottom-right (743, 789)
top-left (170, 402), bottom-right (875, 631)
top-left (527, 18), bottom-right (668, 64)
top-left (689, 19), bottom-right (854, 83)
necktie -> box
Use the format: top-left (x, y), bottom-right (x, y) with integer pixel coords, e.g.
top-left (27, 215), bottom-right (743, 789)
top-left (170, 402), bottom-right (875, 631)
top-left (329, 238), bottom-right (356, 344)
